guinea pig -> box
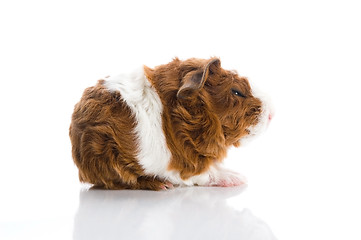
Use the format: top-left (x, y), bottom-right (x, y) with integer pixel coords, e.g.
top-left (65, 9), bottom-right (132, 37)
top-left (69, 57), bottom-right (273, 190)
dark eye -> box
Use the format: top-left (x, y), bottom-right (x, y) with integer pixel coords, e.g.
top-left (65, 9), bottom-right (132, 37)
top-left (231, 89), bottom-right (246, 98)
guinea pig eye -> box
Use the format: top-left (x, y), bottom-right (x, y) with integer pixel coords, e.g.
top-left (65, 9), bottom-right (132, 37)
top-left (231, 89), bottom-right (246, 98)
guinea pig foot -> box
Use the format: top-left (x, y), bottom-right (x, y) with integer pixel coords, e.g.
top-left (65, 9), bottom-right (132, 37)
top-left (135, 177), bottom-right (174, 191)
top-left (160, 181), bottom-right (175, 190)
top-left (208, 169), bottom-right (247, 187)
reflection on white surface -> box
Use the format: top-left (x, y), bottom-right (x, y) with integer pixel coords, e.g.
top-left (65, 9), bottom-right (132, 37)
top-left (73, 186), bottom-right (276, 240)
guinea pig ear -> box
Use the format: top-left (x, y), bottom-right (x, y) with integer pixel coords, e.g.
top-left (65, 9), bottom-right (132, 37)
top-left (177, 58), bottom-right (221, 100)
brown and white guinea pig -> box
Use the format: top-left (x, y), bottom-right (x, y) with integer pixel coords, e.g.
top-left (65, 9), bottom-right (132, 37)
top-left (69, 57), bottom-right (273, 190)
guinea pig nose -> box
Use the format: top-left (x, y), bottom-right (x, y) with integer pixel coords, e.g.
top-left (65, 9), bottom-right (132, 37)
top-left (268, 113), bottom-right (273, 121)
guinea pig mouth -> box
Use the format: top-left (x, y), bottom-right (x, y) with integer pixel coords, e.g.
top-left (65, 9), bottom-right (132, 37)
top-left (246, 109), bottom-right (271, 136)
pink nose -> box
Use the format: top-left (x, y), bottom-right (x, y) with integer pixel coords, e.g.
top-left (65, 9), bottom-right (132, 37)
top-left (268, 113), bottom-right (273, 121)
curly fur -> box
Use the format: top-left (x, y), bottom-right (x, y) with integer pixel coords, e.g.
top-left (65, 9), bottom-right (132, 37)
top-left (69, 57), bottom-right (270, 190)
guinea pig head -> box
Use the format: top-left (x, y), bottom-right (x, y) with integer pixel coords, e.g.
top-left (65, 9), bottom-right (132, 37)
top-left (177, 58), bottom-right (272, 147)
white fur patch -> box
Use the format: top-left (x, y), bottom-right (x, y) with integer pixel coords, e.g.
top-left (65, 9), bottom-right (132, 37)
top-left (104, 67), bottom-right (173, 177)
top-left (104, 67), bottom-right (188, 185)
top-left (184, 164), bottom-right (247, 187)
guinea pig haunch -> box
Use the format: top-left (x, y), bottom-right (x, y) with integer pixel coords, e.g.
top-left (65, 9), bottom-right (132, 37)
top-left (69, 57), bottom-right (272, 190)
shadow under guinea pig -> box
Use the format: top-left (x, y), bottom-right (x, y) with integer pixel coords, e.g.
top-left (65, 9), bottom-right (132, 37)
top-left (73, 186), bottom-right (277, 240)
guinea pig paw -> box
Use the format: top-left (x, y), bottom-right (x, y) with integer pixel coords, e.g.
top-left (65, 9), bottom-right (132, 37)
top-left (209, 170), bottom-right (247, 187)
top-left (160, 181), bottom-right (175, 190)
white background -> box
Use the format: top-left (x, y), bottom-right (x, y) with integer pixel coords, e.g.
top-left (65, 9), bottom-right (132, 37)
top-left (1, 0), bottom-right (360, 239)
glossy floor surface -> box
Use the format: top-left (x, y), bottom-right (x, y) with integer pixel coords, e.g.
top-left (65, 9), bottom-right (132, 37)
top-left (3, 184), bottom-right (280, 240)
top-left (73, 187), bottom-right (276, 240)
